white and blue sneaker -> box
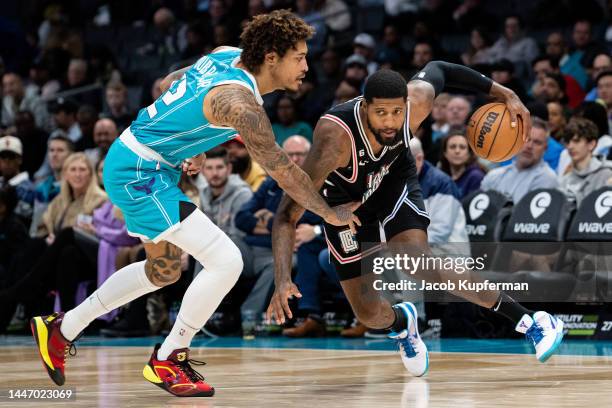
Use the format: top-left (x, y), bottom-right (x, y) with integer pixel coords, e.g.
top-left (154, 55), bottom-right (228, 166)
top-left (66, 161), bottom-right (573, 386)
top-left (515, 311), bottom-right (564, 362)
top-left (388, 302), bottom-right (429, 377)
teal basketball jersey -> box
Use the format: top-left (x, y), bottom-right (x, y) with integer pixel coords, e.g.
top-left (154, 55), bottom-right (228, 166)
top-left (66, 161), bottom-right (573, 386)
top-left (129, 48), bottom-right (263, 166)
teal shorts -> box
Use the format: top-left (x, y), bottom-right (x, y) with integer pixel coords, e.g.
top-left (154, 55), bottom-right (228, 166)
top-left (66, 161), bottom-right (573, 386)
top-left (103, 139), bottom-right (190, 243)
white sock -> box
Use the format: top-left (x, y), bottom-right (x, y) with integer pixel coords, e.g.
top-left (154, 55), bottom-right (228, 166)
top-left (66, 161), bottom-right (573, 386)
top-left (60, 260), bottom-right (159, 341)
top-left (157, 265), bottom-right (240, 360)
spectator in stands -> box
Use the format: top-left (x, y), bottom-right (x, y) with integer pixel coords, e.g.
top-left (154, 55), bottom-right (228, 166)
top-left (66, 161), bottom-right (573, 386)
top-left (332, 80), bottom-right (360, 106)
top-left (102, 81), bottom-right (133, 133)
top-left (272, 96), bottom-right (313, 144)
top-left (353, 33), bottom-right (378, 75)
top-left (319, 0), bottom-right (351, 33)
top-left (545, 32), bottom-right (567, 63)
top-left (0, 185), bottom-right (30, 332)
top-left (342, 54), bottom-right (369, 92)
top-left (30, 134), bottom-right (73, 236)
top-left (559, 118), bottom-right (612, 205)
top-left (595, 71), bottom-right (612, 131)
top-left (75, 105), bottom-right (98, 151)
top-left (1, 72), bottom-right (51, 132)
top-left (430, 93), bottom-right (451, 143)
top-left (585, 54), bottom-right (612, 102)
top-left (547, 101), bottom-right (568, 142)
top-left (200, 146), bottom-right (253, 247)
top-left (65, 59), bottom-right (101, 110)
top-left (446, 95), bottom-right (472, 128)
top-left (85, 118), bottom-right (118, 167)
top-left (488, 15), bottom-right (539, 66)
top-left (49, 97), bottom-right (81, 144)
top-left (28, 59), bottom-right (61, 100)
top-left (491, 59), bottom-right (528, 103)
top-left (439, 130), bottom-right (485, 199)
top-left (563, 20), bottom-right (607, 90)
top-left (14, 110), bottom-right (49, 179)
top-left (409, 40), bottom-right (434, 76)
top-left (1, 153), bottom-right (107, 311)
top-left (375, 24), bottom-right (408, 69)
top-left (531, 56), bottom-right (585, 109)
top-left (236, 136), bottom-right (320, 333)
top-left (481, 118), bottom-right (559, 203)
top-left (557, 101), bottom-right (612, 176)
top-left (317, 48), bottom-right (343, 93)
top-left (0, 136), bottom-right (34, 227)
top-left (461, 26), bottom-right (494, 66)
top-left (139, 7), bottom-right (181, 60)
top-left (534, 72), bottom-right (568, 106)
top-left (296, 0), bottom-right (327, 57)
top-left (224, 136), bottom-right (266, 192)
top-left (410, 138), bottom-right (467, 243)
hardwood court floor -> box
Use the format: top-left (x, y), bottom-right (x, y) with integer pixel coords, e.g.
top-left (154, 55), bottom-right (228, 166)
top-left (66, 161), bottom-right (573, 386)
top-left (1, 337), bottom-right (611, 408)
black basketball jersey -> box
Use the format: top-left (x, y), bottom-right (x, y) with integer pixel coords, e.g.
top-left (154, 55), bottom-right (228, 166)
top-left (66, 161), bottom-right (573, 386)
top-left (320, 97), bottom-right (413, 206)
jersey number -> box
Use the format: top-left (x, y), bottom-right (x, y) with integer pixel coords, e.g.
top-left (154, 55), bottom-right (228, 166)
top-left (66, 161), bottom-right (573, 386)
top-left (147, 77), bottom-right (187, 118)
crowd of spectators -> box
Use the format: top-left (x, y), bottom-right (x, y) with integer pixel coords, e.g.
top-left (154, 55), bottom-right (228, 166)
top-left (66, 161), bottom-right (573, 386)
top-left (0, 0), bottom-right (611, 337)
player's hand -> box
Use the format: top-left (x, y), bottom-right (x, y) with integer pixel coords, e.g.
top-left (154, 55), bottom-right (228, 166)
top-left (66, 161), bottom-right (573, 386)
top-left (324, 201), bottom-right (362, 234)
top-left (182, 153), bottom-right (205, 176)
top-left (266, 280), bottom-right (302, 324)
top-left (491, 83), bottom-right (531, 142)
top-left (294, 224), bottom-right (317, 250)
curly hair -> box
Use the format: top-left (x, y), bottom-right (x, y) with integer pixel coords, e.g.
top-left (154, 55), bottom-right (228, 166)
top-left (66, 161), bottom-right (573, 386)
top-left (564, 117), bottom-right (599, 143)
top-left (240, 10), bottom-right (314, 73)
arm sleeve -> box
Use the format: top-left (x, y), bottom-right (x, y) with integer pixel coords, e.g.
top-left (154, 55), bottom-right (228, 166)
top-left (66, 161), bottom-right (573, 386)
top-left (411, 60), bottom-right (493, 97)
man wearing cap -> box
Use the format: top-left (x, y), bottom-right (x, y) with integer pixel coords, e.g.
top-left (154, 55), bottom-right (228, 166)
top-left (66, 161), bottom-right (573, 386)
top-left (353, 33), bottom-right (378, 75)
top-left (0, 135), bottom-right (35, 226)
top-left (343, 54), bottom-right (369, 93)
top-left (223, 135), bottom-right (267, 192)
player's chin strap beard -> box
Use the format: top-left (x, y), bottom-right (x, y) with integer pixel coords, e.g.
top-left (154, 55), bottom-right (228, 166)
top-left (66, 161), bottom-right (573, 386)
top-left (366, 116), bottom-right (402, 147)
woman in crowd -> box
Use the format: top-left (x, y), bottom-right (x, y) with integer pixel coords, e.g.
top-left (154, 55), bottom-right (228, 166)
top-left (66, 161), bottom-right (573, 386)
top-left (439, 130), bottom-right (485, 199)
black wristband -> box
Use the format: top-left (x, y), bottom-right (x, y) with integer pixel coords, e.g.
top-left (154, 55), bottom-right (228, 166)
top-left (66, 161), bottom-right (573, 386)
top-left (411, 60), bottom-right (493, 97)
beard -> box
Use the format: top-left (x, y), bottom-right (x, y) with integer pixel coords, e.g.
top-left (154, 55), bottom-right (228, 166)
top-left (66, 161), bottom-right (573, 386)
top-left (231, 155), bottom-right (250, 174)
top-left (366, 116), bottom-right (403, 146)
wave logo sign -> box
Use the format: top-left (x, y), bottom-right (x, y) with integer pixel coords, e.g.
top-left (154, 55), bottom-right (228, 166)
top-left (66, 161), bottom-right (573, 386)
top-left (469, 193), bottom-right (490, 220)
top-left (594, 191), bottom-right (612, 219)
top-left (529, 192), bottom-right (551, 219)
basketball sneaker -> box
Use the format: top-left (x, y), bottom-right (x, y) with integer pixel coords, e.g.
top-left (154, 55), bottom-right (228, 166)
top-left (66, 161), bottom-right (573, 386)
top-left (30, 312), bottom-right (76, 386)
top-left (143, 343), bottom-right (215, 397)
top-left (388, 302), bottom-right (429, 377)
top-left (515, 311), bottom-right (564, 362)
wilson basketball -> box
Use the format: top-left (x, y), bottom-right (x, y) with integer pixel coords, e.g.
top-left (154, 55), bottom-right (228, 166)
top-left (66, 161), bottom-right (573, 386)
top-left (466, 102), bottom-right (524, 162)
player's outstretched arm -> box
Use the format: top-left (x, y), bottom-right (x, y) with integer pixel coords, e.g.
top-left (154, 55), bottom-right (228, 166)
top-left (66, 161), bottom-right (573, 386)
top-left (408, 61), bottom-right (531, 140)
top-left (267, 119), bottom-right (355, 324)
top-left (205, 85), bottom-right (359, 229)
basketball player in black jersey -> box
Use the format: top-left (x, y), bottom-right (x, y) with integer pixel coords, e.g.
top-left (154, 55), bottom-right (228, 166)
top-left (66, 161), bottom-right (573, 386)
top-left (267, 64), bottom-right (564, 376)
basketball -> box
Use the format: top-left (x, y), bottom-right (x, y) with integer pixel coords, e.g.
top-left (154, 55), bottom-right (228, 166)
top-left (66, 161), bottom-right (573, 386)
top-left (466, 102), bottom-right (524, 162)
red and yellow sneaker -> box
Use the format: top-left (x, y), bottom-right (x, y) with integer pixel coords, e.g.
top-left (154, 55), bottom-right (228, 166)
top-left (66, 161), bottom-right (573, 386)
top-left (143, 344), bottom-right (215, 397)
top-left (30, 312), bottom-right (76, 386)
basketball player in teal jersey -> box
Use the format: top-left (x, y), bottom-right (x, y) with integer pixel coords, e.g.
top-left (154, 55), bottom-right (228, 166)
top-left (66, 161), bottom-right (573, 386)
top-left (29, 10), bottom-right (360, 397)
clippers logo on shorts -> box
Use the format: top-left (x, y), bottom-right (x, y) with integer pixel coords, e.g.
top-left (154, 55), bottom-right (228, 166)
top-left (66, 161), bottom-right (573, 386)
top-left (476, 112), bottom-right (499, 149)
top-left (362, 161), bottom-right (392, 202)
top-left (338, 230), bottom-right (358, 253)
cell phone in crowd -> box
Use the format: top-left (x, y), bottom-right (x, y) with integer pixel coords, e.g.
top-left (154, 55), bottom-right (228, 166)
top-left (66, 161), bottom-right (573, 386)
top-left (76, 214), bottom-right (93, 226)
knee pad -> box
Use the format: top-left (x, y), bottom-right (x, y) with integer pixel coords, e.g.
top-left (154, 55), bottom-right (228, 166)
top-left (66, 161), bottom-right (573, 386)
top-left (165, 209), bottom-right (243, 282)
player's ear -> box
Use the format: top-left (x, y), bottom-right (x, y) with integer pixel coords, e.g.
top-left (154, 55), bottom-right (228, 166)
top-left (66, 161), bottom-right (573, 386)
top-left (264, 51), bottom-right (279, 66)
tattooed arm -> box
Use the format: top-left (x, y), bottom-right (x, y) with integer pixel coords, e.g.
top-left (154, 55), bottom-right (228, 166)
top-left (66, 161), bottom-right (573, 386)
top-left (204, 85), bottom-right (358, 228)
top-left (266, 118), bottom-right (355, 323)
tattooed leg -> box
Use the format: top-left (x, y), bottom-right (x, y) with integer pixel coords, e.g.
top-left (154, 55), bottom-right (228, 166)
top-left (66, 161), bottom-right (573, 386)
top-left (144, 241), bottom-right (183, 287)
